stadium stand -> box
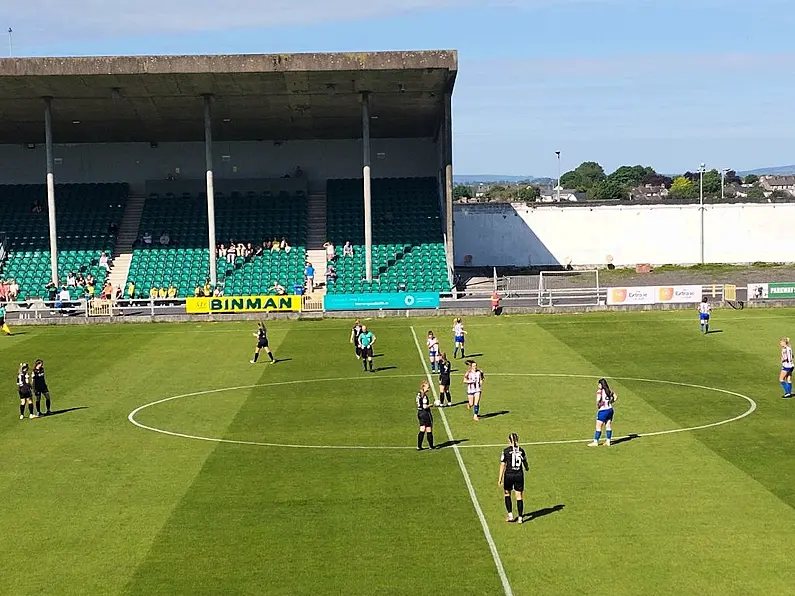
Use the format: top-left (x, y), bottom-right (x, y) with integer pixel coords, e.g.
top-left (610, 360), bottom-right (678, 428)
top-left (126, 192), bottom-right (307, 297)
top-left (0, 183), bottom-right (128, 299)
top-left (325, 177), bottom-right (450, 294)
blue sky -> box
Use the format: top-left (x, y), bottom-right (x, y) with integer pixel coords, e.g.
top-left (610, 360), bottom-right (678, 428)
top-left (4, 0), bottom-right (794, 176)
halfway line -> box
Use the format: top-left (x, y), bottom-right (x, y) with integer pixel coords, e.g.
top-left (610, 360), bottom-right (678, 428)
top-left (410, 326), bottom-right (513, 596)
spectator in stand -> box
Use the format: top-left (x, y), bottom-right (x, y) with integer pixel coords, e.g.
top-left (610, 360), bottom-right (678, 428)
top-left (158, 286), bottom-right (168, 300)
top-left (114, 285), bottom-right (123, 302)
top-left (75, 272), bottom-right (85, 287)
top-left (142, 231), bottom-right (152, 246)
top-left (159, 231), bottom-right (170, 246)
top-left (108, 221), bottom-right (118, 237)
top-left (193, 285), bottom-right (202, 298)
top-left (255, 242), bottom-right (266, 257)
top-left (327, 263), bottom-right (338, 284)
top-left (45, 281), bottom-right (57, 302)
top-left (245, 242), bottom-right (254, 261)
top-left (218, 243), bottom-right (226, 260)
top-left (269, 281), bottom-right (286, 295)
top-left (305, 262), bottom-right (315, 293)
top-left (8, 279), bottom-right (19, 301)
top-left (203, 280), bottom-right (212, 297)
top-left (99, 252), bottom-right (110, 273)
top-left (85, 281), bottom-right (96, 300)
top-left (213, 286), bottom-right (224, 297)
top-left (280, 237), bottom-right (291, 253)
top-left (57, 286), bottom-right (71, 308)
top-left (86, 273), bottom-right (95, 287)
top-left (150, 286), bottom-right (158, 299)
top-left (235, 242), bottom-right (244, 258)
top-left (101, 281), bottom-right (113, 300)
top-left (293, 165), bottom-right (304, 178)
top-left (167, 284), bottom-right (177, 303)
top-left (31, 199), bottom-right (43, 213)
top-left (343, 241), bottom-right (354, 258)
top-left (324, 241), bottom-right (336, 262)
top-left (66, 272), bottom-right (77, 287)
top-left (127, 280), bottom-right (136, 300)
top-left (271, 238), bottom-right (281, 252)
top-left (226, 243), bottom-right (236, 265)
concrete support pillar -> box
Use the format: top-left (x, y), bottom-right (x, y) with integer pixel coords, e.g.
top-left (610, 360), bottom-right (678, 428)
top-left (362, 92), bottom-right (373, 282)
top-left (443, 92), bottom-right (454, 274)
top-left (44, 97), bottom-right (59, 285)
top-left (203, 95), bottom-right (217, 287)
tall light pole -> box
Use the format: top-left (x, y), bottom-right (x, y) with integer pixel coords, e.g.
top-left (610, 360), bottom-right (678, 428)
top-left (720, 168), bottom-right (729, 200)
top-left (7, 28), bottom-right (12, 57)
top-left (555, 150), bottom-right (561, 202)
top-left (699, 163), bottom-right (706, 264)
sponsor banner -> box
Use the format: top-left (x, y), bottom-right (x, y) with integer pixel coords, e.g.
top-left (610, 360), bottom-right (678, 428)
top-left (607, 286), bottom-right (656, 306)
top-left (324, 292), bottom-right (440, 311)
top-left (657, 285), bottom-right (702, 304)
top-left (748, 282), bottom-right (795, 300)
top-left (186, 295), bottom-right (301, 314)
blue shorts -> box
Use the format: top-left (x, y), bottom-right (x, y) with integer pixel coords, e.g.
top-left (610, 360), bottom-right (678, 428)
top-left (783, 366), bottom-right (794, 375)
top-left (455, 335), bottom-right (465, 344)
top-left (596, 408), bottom-right (614, 423)
top-left (429, 351), bottom-right (438, 359)
top-left (699, 313), bottom-right (710, 321)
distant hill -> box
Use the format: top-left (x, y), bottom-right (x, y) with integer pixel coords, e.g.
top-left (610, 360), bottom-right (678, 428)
top-left (738, 165), bottom-right (795, 176)
top-left (454, 174), bottom-right (551, 184)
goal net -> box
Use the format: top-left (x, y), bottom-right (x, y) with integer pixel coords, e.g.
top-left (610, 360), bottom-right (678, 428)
top-left (537, 270), bottom-right (601, 307)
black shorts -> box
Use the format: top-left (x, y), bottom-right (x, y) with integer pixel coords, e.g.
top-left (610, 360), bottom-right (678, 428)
top-left (18, 388), bottom-right (32, 400)
top-left (439, 375), bottom-right (450, 387)
top-left (503, 472), bottom-right (524, 493)
top-left (34, 384), bottom-right (49, 397)
top-left (354, 344), bottom-right (362, 356)
top-left (417, 409), bottom-right (433, 427)
top-left (257, 340), bottom-right (269, 349)
top-left (0, 317), bottom-right (5, 326)
top-left (361, 346), bottom-right (373, 358)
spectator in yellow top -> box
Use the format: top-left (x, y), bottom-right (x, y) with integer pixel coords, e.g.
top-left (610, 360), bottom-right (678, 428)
top-left (203, 281), bottom-right (212, 297)
top-left (194, 285), bottom-right (202, 297)
top-left (157, 287), bottom-right (168, 299)
top-left (271, 238), bottom-right (280, 252)
top-left (127, 281), bottom-right (136, 299)
top-left (167, 284), bottom-right (177, 298)
top-left (86, 283), bottom-right (96, 298)
top-left (149, 287), bottom-right (158, 299)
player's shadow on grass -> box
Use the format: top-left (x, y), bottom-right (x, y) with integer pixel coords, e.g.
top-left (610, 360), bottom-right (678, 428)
top-left (435, 439), bottom-right (468, 449)
top-left (274, 358), bottom-right (292, 363)
top-left (373, 353), bottom-right (385, 358)
top-left (479, 410), bottom-right (509, 420)
top-left (706, 329), bottom-right (723, 335)
top-left (465, 353), bottom-right (484, 358)
top-left (523, 504), bottom-right (565, 522)
top-left (609, 433), bottom-right (640, 446)
top-left (374, 366), bottom-right (398, 372)
top-left (46, 406), bottom-right (88, 417)
top-left (448, 400), bottom-right (469, 407)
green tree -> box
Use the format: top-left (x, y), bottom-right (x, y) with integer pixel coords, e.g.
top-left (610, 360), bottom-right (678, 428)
top-left (516, 185), bottom-right (539, 202)
top-left (608, 165), bottom-right (652, 187)
top-left (746, 186), bottom-right (764, 199)
top-left (560, 161), bottom-right (606, 191)
top-left (587, 179), bottom-right (627, 201)
top-left (453, 184), bottom-right (473, 200)
top-left (668, 176), bottom-right (698, 199)
top-left (702, 169), bottom-right (722, 195)
top-left (743, 174), bottom-right (759, 185)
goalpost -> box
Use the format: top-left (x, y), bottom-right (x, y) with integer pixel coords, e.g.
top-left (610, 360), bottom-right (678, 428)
top-left (537, 269), bottom-right (601, 307)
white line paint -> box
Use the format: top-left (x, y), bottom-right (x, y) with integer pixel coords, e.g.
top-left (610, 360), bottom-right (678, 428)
top-left (410, 325), bottom-right (513, 596)
top-left (128, 373), bottom-right (757, 451)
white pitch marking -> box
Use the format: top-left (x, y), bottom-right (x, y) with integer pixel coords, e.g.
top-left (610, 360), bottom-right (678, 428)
top-left (128, 373), bottom-right (757, 451)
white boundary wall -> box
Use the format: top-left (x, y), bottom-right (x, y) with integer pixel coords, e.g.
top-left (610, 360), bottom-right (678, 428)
top-left (454, 202), bottom-right (795, 267)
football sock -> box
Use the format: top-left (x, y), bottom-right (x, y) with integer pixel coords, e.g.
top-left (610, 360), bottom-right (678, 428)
top-left (35, 399), bottom-right (41, 413)
top-left (517, 499), bottom-right (524, 517)
top-left (363, 359), bottom-right (368, 371)
top-left (606, 430), bottom-right (613, 440)
top-left (781, 381), bottom-right (788, 393)
top-left (369, 360), bottom-right (374, 371)
top-left (430, 362), bottom-right (435, 372)
top-left (504, 496), bottom-right (512, 514)
top-left (427, 432), bottom-right (434, 449)
top-left (473, 404), bottom-right (479, 416)
top-left (252, 352), bottom-right (259, 363)
top-left (787, 382), bottom-right (793, 395)
top-left (45, 397), bottom-right (51, 412)
top-left (454, 347), bottom-right (459, 358)
top-left (461, 348), bottom-right (465, 357)
top-left (705, 324), bottom-right (709, 333)
top-left (594, 430), bottom-right (602, 441)
top-left (268, 352), bottom-right (275, 362)
top-left (28, 403), bottom-right (34, 415)
top-left (446, 391), bottom-right (452, 404)
top-left (417, 432), bottom-right (424, 449)
top-left (20, 404), bottom-right (25, 416)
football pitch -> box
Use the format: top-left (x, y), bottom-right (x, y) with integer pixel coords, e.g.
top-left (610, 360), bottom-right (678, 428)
top-left (3, 309), bottom-right (795, 595)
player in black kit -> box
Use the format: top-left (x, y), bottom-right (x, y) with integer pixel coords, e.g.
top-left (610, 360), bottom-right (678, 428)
top-left (438, 352), bottom-right (453, 407)
top-left (498, 433), bottom-right (529, 523)
top-left (32, 359), bottom-right (52, 415)
top-left (250, 322), bottom-right (275, 364)
top-left (350, 319), bottom-right (363, 359)
top-left (17, 362), bottom-right (37, 420)
top-left (416, 380), bottom-right (435, 450)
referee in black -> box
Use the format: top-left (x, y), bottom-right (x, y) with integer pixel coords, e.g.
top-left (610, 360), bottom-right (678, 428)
top-left (250, 322), bottom-right (275, 364)
top-left (498, 433), bottom-right (529, 523)
top-left (416, 380), bottom-right (435, 450)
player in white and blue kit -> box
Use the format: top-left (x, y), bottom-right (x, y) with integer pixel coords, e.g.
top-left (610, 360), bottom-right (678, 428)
top-left (588, 378), bottom-right (617, 447)
top-left (779, 337), bottom-right (793, 398)
top-left (426, 331), bottom-right (440, 373)
top-left (699, 297), bottom-right (711, 334)
top-left (452, 318), bottom-right (467, 359)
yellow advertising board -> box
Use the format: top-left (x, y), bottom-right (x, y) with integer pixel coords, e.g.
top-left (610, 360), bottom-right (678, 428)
top-left (186, 295), bottom-right (301, 314)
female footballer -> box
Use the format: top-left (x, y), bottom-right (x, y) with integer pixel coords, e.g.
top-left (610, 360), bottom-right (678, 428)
top-left (464, 360), bottom-right (485, 421)
top-left (452, 318), bottom-right (466, 359)
top-left (588, 378), bottom-right (617, 447)
top-left (416, 380), bottom-right (435, 450)
top-left (250, 322), bottom-right (275, 364)
top-left (498, 433), bottom-right (529, 523)
top-left (350, 319), bottom-right (363, 359)
top-left (426, 330), bottom-right (440, 373)
top-left (438, 352), bottom-right (453, 407)
top-left (17, 362), bottom-right (37, 419)
top-left (32, 359), bottom-right (52, 415)
top-left (779, 337), bottom-right (793, 398)
top-left (699, 296), bottom-right (711, 334)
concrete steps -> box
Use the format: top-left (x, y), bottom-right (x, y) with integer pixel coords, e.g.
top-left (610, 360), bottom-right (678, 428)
top-left (306, 192), bottom-right (327, 250)
top-left (107, 194), bottom-right (146, 292)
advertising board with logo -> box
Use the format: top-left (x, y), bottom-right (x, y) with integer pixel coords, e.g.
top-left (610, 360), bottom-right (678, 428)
top-left (747, 282), bottom-right (795, 300)
top-left (607, 285), bottom-right (703, 306)
top-left (186, 295), bottom-right (301, 314)
top-left (656, 285), bottom-right (702, 304)
top-left (324, 292), bottom-right (440, 311)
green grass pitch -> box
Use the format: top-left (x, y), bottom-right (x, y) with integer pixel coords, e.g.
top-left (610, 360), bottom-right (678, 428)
top-left (2, 309), bottom-right (795, 595)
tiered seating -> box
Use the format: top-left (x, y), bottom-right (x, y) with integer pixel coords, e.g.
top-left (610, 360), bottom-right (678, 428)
top-left (325, 177), bottom-right (449, 294)
top-left (126, 193), bottom-right (307, 297)
top-left (0, 183), bottom-right (128, 299)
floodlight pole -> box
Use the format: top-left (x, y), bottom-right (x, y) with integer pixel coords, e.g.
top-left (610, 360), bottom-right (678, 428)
top-left (203, 94), bottom-right (217, 287)
top-left (720, 168), bottom-right (728, 200)
top-left (443, 91), bottom-right (454, 274)
top-left (44, 97), bottom-right (59, 286)
top-left (699, 163), bottom-right (706, 264)
top-left (361, 92), bottom-right (373, 282)
top-left (555, 151), bottom-right (561, 203)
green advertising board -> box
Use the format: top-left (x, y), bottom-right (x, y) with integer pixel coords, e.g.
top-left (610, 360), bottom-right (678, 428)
top-left (768, 283), bottom-right (795, 300)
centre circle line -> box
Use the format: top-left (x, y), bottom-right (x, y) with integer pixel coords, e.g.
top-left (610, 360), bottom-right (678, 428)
top-left (127, 373), bottom-right (757, 450)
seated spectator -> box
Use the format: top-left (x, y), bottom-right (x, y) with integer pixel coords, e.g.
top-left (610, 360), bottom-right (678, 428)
top-left (203, 281), bottom-right (212, 297)
top-left (57, 286), bottom-right (71, 307)
top-left (327, 266), bottom-right (338, 284)
top-left (213, 286), bottom-right (224, 297)
top-left (269, 281), bottom-right (286, 295)
top-left (157, 286), bottom-right (168, 299)
top-left (245, 242), bottom-right (253, 260)
top-left (218, 244), bottom-right (226, 259)
top-left (86, 273), bottom-right (95, 286)
top-left (66, 272), bottom-right (77, 287)
top-left (271, 238), bottom-right (280, 252)
top-left (127, 280), bottom-right (136, 299)
top-left (8, 279), bottom-right (19, 301)
top-left (255, 242), bottom-right (266, 257)
top-left (31, 199), bottom-right (43, 213)
top-left (45, 281), bottom-right (57, 302)
top-left (343, 241), bottom-right (354, 257)
top-left (167, 284), bottom-right (177, 299)
top-left (324, 241), bottom-right (336, 262)
top-left (280, 237), bottom-right (291, 253)
top-left (114, 286), bottom-right (122, 301)
top-left (193, 285), bottom-right (202, 297)
top-left (108, 221), bottom-right (118, 237)
top-left (305, 262), bottom-right (315, 293)
top-left (150, 287), bottom-right (158, 299)
top-left (142, 231), bottom-right (152, 246)
top-left (99, 252), bottom-right (110, 272)
top-left (159, 231), bottom-right (170, 246)
top-left (236, 242), bottom-right (245, 258)
top-left (226, 244), bottom-right (236, 265)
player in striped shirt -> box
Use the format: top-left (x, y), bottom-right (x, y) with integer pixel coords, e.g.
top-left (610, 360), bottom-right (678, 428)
top-left (779, 337), bottom-right (793, 398)
top-left (426, 331), bottom-right (440, 373)
top-left (699, 297), bottom-right (711, 334)
top-left (452, 318), bottom-right (467, 359)
top-left (588, 378), bottom-right (617, 447)
top-left (464, 360), bottom-right (484, 421)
